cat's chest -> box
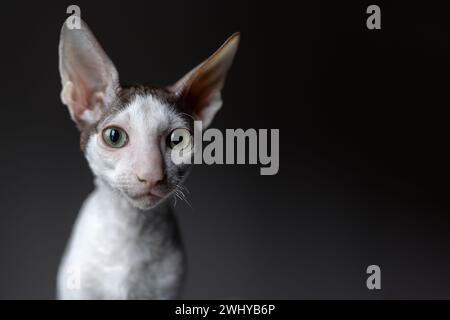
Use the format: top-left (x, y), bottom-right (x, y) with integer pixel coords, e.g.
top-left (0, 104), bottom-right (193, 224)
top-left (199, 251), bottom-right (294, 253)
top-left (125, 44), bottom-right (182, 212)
top-left (68, 191), bottom-right (184, 299)
top-left (93, 229), bottom-right (183, 299)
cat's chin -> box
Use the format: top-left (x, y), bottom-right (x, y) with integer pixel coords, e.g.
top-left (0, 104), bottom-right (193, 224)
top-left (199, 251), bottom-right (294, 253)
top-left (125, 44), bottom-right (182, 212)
top-left (125, 193), bottom-right (164, 210)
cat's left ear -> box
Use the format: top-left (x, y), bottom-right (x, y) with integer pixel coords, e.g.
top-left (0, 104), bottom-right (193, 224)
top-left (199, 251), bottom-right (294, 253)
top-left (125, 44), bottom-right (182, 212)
top-left (169, 33), bottom-right (240, 128)
top-left (59, 18), bottom-right (119, 129)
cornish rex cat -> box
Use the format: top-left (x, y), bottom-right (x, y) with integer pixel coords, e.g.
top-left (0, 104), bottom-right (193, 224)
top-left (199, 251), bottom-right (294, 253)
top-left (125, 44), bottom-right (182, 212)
top-left (56, 18), bottom-right (239, 300)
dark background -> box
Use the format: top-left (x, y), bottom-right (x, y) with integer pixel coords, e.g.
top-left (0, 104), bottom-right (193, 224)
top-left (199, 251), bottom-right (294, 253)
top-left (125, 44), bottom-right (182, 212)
top-left (1, 1), bottom-right (450, 299)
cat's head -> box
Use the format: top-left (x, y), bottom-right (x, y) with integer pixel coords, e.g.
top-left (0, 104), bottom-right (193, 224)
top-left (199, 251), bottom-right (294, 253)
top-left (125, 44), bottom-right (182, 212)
top-left (58, 19), bottom-right (239, 210)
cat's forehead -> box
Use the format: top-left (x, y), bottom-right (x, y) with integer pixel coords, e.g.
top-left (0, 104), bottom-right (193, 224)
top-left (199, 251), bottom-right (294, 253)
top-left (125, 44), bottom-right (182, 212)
top-left (100, 87), bottom-right (186, 131)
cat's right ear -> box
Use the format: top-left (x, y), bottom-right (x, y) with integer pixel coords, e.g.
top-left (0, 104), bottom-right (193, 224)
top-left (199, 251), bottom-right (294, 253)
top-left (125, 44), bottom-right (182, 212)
top-left (59, 18), bottom-right (119, 129)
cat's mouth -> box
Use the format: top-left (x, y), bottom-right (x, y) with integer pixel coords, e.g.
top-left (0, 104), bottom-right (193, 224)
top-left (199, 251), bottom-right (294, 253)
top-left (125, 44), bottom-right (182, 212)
top-left (131, 190), bottom-right (164, 200)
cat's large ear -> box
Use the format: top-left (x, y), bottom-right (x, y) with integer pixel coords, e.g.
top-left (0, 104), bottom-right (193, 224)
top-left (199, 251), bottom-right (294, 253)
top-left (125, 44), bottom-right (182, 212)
top-left (59, 19), bottom-right (119, 129)
top-left (169, 33), bottom-right (240, 128)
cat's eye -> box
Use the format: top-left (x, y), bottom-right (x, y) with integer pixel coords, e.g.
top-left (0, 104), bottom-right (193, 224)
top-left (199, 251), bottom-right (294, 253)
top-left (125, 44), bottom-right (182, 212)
top-left (166, 128), bottom-right (193, 151)
top-left (102, 126), bottom-right (128, 148)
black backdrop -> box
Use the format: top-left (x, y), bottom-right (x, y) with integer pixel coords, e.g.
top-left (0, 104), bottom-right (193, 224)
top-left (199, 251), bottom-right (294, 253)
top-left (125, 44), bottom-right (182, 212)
top-left (1, 1), bottom-right (450, 299)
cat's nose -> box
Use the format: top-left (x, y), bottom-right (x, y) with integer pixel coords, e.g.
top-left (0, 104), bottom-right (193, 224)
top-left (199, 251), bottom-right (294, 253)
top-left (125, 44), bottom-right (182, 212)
top-left (136, 171), bottom-right (165, 188)
top-left (135, 151), bottom-right (165, 188)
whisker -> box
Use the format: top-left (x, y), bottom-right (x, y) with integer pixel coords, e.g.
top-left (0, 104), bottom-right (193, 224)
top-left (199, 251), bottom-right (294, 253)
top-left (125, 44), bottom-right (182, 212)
top-left (173, 196), bottom-right (177, 207)
top-left (173, 183), bottom-right (192, 209)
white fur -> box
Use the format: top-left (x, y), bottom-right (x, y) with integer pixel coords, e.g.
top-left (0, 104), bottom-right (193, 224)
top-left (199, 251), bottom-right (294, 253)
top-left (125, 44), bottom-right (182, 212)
top-left (57, 94), bottom-right (188, 299)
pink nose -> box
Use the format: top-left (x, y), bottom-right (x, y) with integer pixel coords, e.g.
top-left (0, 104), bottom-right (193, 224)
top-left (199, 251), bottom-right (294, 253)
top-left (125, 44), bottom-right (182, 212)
top-left (136, 172), bottom-right (165, 188)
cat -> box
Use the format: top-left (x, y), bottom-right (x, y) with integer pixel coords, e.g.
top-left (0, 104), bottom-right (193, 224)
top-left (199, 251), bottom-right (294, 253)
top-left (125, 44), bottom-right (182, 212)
top-left (56, 18), bottom-right (239, 300)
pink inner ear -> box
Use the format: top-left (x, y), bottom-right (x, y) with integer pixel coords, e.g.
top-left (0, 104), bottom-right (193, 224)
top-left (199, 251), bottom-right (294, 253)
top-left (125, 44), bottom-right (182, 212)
top-left (180, 66), bottom-right (227, 127)
top-left (168, 33), bottom-right (240, 127)
top-left (72, 77), bottom-right (89, 114)
top-left (59, 19), bottom-right (119, 127)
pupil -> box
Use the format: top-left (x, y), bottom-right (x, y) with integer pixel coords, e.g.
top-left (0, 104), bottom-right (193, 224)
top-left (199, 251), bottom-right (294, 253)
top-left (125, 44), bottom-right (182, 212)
top-left (110, 129), bottom-right (120, 143)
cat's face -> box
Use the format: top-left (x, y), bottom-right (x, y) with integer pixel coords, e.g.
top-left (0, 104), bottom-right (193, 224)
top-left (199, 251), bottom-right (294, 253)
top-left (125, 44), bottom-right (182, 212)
top-left (84, 89), bottom-right (191, 209)
top-left (59, 19), bottom-right (238, 210)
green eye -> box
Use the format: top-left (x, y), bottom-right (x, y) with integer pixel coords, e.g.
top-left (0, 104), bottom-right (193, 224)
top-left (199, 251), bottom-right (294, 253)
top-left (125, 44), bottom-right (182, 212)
top-left (102, 127), bottom-right (128, 148)
top-left (167, 128), bottom-right (193, 151)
